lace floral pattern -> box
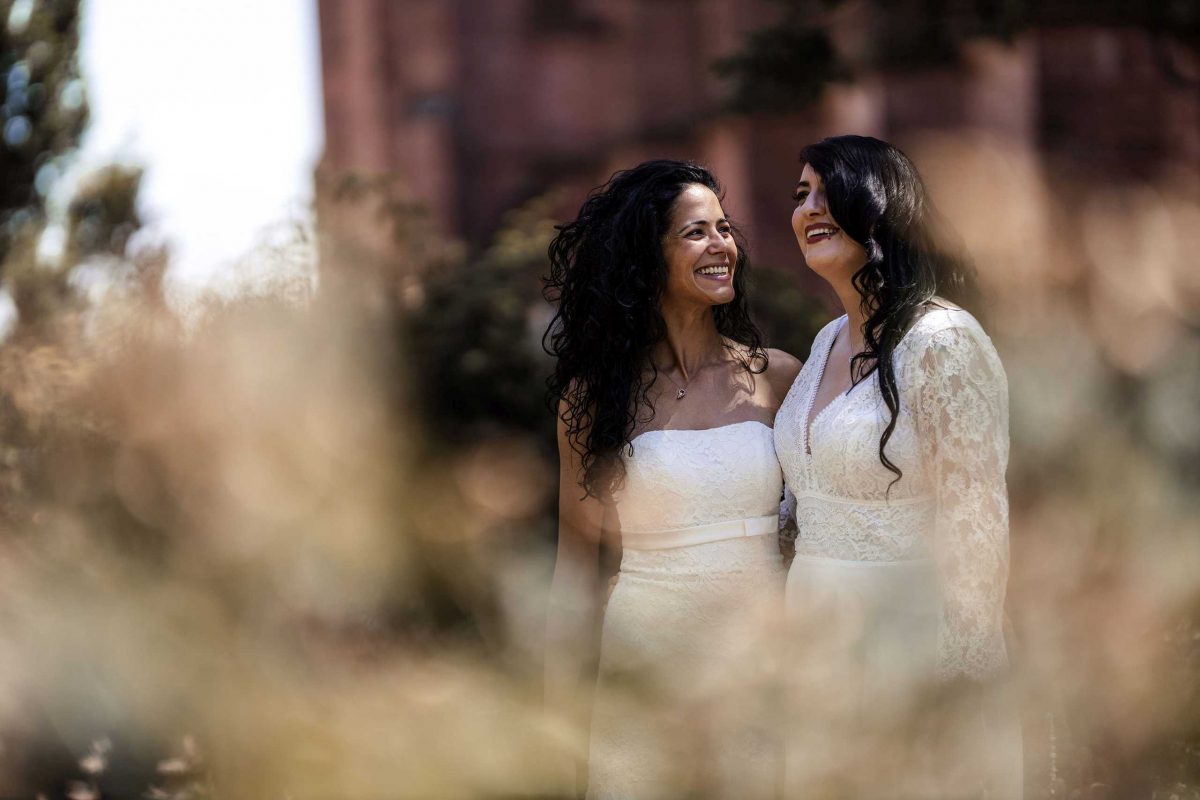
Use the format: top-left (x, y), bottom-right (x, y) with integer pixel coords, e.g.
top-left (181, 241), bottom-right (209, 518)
top-left (793, 494), bottom-right (935, 562)
top-left (615, 420), bottom-right (783, 532)
top-left (775, 308), bottom-right (1010, 681)
top-left (916, 323), bottom-right (1011, 681)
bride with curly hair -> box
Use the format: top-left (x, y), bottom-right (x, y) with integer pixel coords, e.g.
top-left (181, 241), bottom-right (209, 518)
top-left (543, 160), bottom-right (800, 799)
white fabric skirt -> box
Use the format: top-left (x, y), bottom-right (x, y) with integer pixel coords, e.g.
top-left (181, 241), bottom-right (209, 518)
top-left (783, 553), bottom-right (1022, 799)
top-left (587, 533), bottom-right (785, 800)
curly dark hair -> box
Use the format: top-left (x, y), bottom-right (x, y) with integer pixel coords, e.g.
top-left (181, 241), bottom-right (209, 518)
top-left (543, 160), bottom-right (767, 498)
top-left (798, 135), bottom-right (980, 485)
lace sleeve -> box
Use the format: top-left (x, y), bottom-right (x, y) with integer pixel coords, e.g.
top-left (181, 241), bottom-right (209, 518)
top-left (915, 324), bottom-right (1010, 682)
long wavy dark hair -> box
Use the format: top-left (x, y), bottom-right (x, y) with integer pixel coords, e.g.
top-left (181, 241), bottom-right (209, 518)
top-left (543, 160), bottom-right (766, 498)
top-left (799, 135), bottom-right (979, 484)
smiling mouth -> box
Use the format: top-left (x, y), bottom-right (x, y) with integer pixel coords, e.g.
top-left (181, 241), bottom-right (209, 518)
top-left (805, 225), bottom-right (839, 244)
top-left (695, 264), bottom-right (731, 279)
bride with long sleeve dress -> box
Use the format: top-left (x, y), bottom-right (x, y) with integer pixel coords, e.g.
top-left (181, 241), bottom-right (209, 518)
top-left (776, 136), bottom-right (1022, 799)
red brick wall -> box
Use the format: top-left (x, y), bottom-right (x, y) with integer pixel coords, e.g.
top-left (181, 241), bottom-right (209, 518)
top-left (316, 1), bottom-right (1198, 281)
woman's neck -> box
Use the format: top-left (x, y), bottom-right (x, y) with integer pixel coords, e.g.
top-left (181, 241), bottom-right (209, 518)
top-left (654, 301), bottom-right (725, 380)
top-left (828, 277), bottom-right (868, 354)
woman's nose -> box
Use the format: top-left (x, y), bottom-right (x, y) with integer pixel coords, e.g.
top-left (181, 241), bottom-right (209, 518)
top-left (803, 191), bottom-right (824, 216)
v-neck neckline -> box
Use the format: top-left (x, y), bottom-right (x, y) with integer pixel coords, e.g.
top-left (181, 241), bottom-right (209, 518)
top-left (803, 316), bottom-right (850, 456)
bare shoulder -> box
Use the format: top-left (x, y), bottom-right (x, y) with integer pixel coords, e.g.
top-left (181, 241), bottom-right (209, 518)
top-left (764, 348), bottom-right (803, 398)
top-left (722, 340), bottom-right (802, 399)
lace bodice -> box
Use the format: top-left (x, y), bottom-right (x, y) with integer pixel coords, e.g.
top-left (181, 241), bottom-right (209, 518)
top-left (775, 308), bottom-right (1010, 681)
top-left (614, 421), bottom-right (782, 533)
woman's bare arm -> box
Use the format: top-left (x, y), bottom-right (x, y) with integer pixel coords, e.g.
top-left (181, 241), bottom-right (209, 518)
top-left (544, 400), bottom-right (609, 784)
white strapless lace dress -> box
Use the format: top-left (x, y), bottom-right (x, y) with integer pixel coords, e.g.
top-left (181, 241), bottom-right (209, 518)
top-left (775, 309), bottom-right (1022, 799)
top-left (587, 421), bottom-right (786, 800)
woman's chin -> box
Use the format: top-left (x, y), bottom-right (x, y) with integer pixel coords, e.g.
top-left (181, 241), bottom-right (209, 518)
top-left (681, 282), bottom-right (736, 307)
top-left (706, 288), bottom-right (736, 306)
top-left (662, 286), bottom-right (736, 309)
top-left (803, 257), bottom-right (851, 283)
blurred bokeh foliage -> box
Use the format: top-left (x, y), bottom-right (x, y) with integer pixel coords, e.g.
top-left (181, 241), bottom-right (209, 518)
top-left (718, 0), bottom-right (1200, 112)
top-left (66, 163), bottom-right (143, 262)
top-left (0, 1), bottom-right (1194, 796)
top-left (0, 0), bottom-right (87, 265)
top-left (748, 262), bottom-right (830, 361)
top-left (406, 196), bottom-right (559, 451)
top-left (1, 146), bottom-right (1197, 798)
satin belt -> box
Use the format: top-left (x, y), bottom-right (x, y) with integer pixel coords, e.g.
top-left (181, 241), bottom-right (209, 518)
top-left (621, 513), bottom-right (778, 550)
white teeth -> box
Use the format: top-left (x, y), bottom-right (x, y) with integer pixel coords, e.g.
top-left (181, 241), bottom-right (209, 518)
top-left (808, 227), bottom-right (837, 239)
top-left (697, 266), bottom-right (729, 275)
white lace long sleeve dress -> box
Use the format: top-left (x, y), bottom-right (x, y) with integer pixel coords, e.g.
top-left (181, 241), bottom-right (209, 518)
top-left (587, 421), bottom-right (786, 800)
top-left (775, 308), bottom-right (1022, 799)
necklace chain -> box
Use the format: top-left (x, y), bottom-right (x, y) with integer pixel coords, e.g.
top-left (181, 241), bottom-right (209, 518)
top-left (655, 347), bottom-right (730, 401)
top-left (660, 370), bottom-right (688, 400)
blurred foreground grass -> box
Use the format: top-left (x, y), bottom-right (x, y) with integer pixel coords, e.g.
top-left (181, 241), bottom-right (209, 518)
top-left (0, 132), bottom-right (1195, 797)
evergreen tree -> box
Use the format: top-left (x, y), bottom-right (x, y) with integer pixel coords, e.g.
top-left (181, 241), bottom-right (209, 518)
top-left (717, 0), bottom-right (1199, 113)
top-left (0, 0), bottom-right (88, 267)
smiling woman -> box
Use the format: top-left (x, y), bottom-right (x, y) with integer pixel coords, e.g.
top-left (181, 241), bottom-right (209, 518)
top-left (542, 160), bottom-right (801, 798)
top-left (776, 135), bottom-right (1020, 799)
top-left (661, 183), bottom-right (738, 311)
top-left (542, 160), bottom-right (784, 498)
top-left (791, 165), bottom-right (868, 278)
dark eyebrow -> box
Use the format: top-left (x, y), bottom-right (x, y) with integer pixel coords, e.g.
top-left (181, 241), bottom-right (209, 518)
top-left (795, 180), bottom-right (811, 190)
top-left (675, 217), bottom-right (730, 234)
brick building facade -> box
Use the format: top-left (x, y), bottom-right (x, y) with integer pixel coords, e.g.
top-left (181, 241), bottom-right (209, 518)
top-left (315, 0), bottom-right (1199, 273)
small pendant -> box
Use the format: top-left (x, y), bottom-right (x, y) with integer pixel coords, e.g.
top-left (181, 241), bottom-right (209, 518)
top-left (676, 388), bottom-right (687, 400)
